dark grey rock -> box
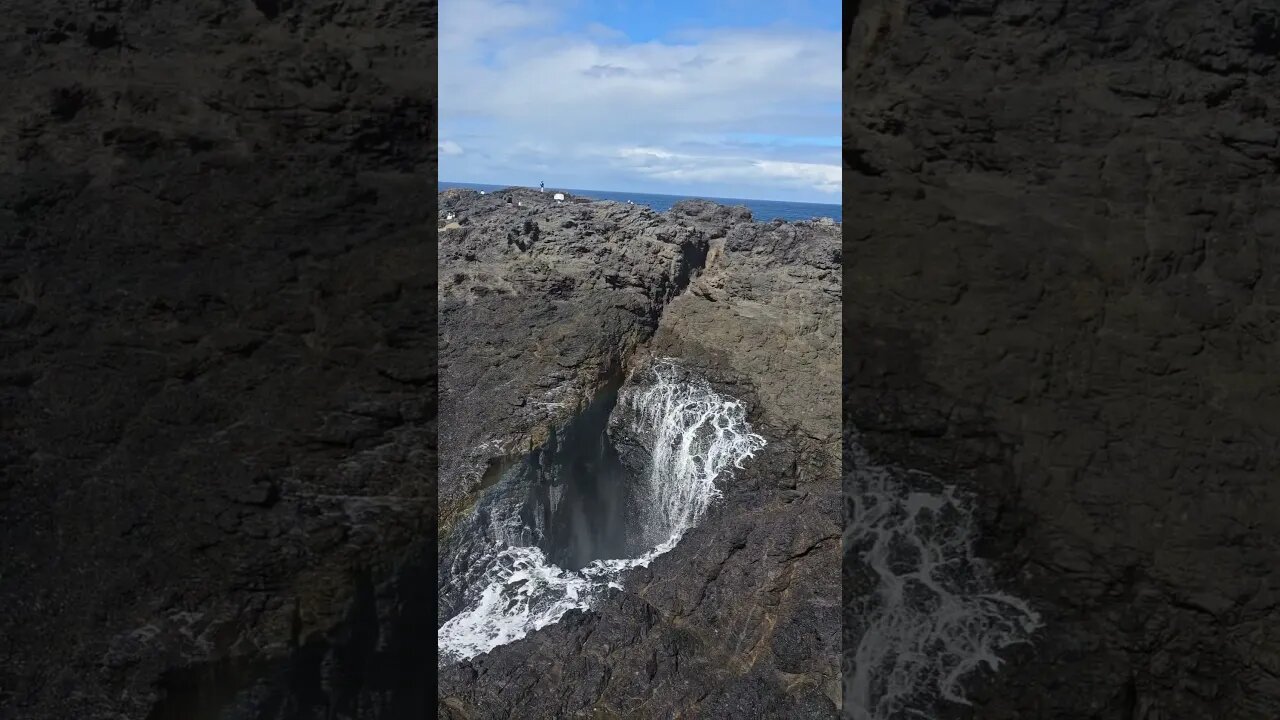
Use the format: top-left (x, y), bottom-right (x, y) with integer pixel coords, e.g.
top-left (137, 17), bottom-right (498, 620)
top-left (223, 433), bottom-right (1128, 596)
top-left (0, 2), bottom-right (436, 719)
top-left (846, 2), bottom-right (1280, 718)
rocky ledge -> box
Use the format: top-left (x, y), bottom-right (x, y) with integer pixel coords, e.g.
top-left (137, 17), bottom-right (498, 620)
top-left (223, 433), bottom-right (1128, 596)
top-left (437, 188), bottom-right (841, 717)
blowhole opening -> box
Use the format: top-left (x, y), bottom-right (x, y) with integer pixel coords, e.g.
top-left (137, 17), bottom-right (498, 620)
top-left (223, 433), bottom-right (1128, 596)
top-left (438, 359), bottom-right (766, 663)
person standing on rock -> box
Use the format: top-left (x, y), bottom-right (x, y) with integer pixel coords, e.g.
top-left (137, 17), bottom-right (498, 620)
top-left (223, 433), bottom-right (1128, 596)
top-left (539, 181), bottom-right (544, 193)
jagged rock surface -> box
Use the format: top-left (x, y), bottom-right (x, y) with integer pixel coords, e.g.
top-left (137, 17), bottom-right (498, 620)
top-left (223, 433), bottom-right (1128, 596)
top-left (0, 2), bottom-right (436, 719)
top-left (437, 188), bottom-right (709, 538)
top-left (437, 193), bottom-right (841, 717)
top-left (846, 2), bottom-right (1280, 719)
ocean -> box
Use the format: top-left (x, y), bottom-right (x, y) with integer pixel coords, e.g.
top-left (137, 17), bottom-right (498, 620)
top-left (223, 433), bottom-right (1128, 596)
top-left (438, 181), bottom-right (841, 223)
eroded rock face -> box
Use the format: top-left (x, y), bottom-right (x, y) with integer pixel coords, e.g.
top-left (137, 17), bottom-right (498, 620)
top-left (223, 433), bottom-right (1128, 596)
top-left (438, 192), bottom-right (841, 717)
top-left (1, 3), bottom-right (435, 719)
top-left (846, 2), bottom-right (1280, 719)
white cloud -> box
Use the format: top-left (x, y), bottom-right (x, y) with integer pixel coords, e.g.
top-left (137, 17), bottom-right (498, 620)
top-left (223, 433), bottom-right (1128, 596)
top-left (617, 146), bottom-right (677, 161)
top-left (615, 146), bottom-right (840, 196)
top-left (439, 140), bottom-right (464, 155)
top-left (754, 161), bottom-right (841, 194)
top-left (440, 1), bottom-right (840, 200)
top-left (439, 0), bottom-right (561, 55)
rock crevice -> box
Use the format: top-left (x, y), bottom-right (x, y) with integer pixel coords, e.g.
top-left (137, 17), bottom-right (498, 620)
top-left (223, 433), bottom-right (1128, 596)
top-left (436, 189), bottom-right (717, 542)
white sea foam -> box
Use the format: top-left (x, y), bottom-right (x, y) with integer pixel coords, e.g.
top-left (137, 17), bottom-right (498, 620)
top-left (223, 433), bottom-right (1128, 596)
top-left (844, 429), bottom-right (1042, 719)
top-left (438, 359), bottom-right (765, 663)
top-left (628, 359), bottom-right (767, 548)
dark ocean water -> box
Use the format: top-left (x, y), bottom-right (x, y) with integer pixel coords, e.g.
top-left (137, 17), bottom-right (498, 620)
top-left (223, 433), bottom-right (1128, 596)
top-left (438, 181), bottom-right (841, 223)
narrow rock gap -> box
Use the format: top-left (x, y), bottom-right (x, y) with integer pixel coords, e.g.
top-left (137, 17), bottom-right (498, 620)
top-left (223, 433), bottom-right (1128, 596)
top-left (439, 356), bottom-right (768, 664)
top-left (492, 366), bottom-right (646, 570)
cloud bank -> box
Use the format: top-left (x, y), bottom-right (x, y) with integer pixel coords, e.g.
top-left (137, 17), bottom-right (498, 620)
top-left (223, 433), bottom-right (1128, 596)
top-left (440, 0), bottom-right (840, 203)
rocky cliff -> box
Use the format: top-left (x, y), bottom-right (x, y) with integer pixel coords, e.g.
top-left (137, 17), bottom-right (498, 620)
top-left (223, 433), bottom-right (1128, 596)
top-left (437, 189), bottom-right (841, 718)
top-left (1, 2), bottom-right (436, 718)
top-left (846, 1), bottom-right (1280, 718)
top-left (436, 188), bottom-right (711, 541)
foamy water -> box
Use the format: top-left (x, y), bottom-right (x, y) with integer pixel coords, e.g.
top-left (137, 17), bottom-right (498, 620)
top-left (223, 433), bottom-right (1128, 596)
top-left (844, 428), bottom-right (1042, 719)
top-left (438, 359), bottom-right (766, 662)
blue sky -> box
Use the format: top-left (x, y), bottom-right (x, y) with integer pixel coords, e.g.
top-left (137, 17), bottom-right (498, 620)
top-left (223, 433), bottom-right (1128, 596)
top-left (439, 0), bottom-right (841, 203)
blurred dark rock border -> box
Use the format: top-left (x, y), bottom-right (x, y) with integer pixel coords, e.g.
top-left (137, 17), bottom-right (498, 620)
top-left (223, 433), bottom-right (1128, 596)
top-left (845, 2), bottom-right (1280, 718)
top-left (1, 1), bottom-right (438, 717)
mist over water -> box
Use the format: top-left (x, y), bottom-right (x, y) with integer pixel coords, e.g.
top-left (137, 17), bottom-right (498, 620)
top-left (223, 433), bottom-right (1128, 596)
top-left (527, 383), bottom-right (632, 571)
top-left (438, 359), bottom-right (766, 663)
top-left (844, 428), bottom-right (1042, 719)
